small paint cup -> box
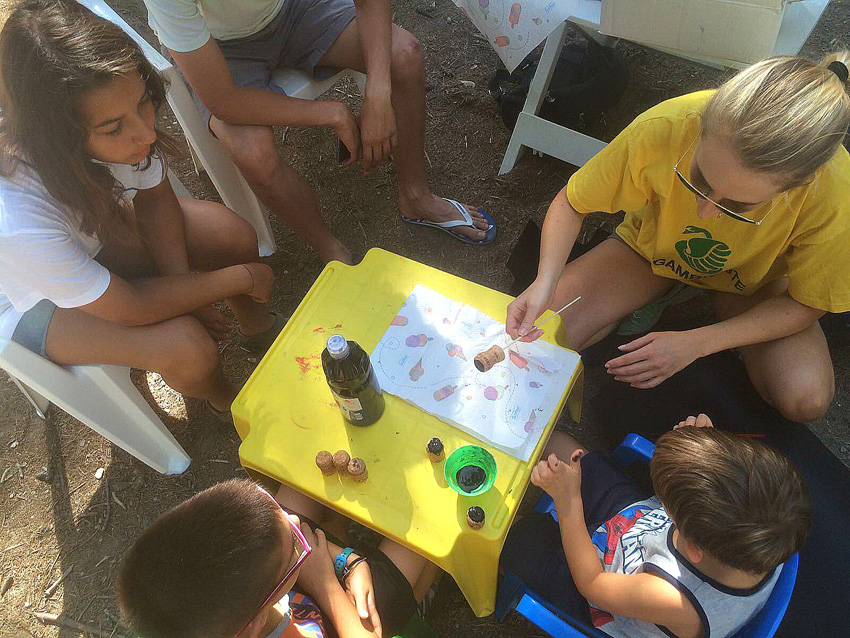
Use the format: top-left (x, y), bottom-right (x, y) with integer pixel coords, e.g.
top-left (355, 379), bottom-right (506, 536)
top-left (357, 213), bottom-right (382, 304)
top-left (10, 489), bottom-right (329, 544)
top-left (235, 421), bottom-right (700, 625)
top-left (444, 445), bottom-right (497, 496)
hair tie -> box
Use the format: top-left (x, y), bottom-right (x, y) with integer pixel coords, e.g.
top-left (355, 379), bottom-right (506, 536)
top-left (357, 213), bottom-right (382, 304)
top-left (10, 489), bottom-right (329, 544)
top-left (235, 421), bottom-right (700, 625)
top-left (827, 60), bottom-right (849, 83)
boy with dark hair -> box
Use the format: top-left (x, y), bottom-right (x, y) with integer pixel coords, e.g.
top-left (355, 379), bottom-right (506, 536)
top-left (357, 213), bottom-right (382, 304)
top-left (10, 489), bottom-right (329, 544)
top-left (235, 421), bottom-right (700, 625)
top-left (501, 415), bottom-right (812, 638)
top-left (117, 479), bottom-right (431, 638)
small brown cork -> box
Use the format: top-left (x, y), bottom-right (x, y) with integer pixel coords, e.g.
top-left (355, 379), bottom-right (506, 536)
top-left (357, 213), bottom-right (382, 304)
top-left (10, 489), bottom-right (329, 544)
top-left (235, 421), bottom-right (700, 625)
top-left (474, 345), bottom-right (505, 372)
top-left (466, 506), bottom-right (485, 530)
top-left (333, 450), bottom-right (351, 474)
top-left (348, 458), bottom-right (368, 483)
top-left (316, 451), bottom-right (335, 475)
top-left (427, 437), bottom-right (445, 463)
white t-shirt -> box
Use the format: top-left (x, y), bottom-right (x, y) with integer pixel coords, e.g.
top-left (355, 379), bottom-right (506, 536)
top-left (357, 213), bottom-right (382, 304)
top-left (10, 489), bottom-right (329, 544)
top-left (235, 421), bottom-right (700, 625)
top-left (144, 0), bottom-right (285, 52)
top-left (0, 157), bottom-right (165, 341)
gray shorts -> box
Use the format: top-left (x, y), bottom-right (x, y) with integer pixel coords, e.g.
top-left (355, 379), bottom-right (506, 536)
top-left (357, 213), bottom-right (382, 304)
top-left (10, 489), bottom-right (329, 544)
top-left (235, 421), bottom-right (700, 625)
top-left (166, 0), bottom-right (356, 127)
top-left (11, 299), bottom-right (57, 358)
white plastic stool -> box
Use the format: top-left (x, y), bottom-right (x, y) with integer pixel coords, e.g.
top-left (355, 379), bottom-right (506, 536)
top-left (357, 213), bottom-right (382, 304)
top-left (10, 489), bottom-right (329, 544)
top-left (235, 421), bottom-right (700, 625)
top-left (0, 338), bottom-right (190, 475)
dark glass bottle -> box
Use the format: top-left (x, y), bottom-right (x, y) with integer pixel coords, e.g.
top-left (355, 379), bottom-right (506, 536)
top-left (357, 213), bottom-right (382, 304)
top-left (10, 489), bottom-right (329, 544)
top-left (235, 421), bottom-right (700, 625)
top-left (321, 335), bottom-right (385, 426)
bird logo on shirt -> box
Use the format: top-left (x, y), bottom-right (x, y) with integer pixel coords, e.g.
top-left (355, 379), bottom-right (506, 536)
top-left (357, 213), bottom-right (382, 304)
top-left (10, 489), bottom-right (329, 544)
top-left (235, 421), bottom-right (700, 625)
top-left (675, 226), bottom-right (731, 274)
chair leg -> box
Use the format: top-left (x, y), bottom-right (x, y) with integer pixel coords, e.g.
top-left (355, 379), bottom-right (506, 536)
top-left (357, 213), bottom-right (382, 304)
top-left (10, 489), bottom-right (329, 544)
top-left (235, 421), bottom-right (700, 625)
top-left (28, 363), bottom-right (191, 474)
top-left (496, 571), bottom-right (526, 621)
top-left (7, 373), bottom-right (50, 419)
top-left (67, 365), bottom-right (191, 474)
top-left (163, 68), bottom-right (277, 257)
top-left (187, 141), bottom-right (206, 176)
top-left (498, 21), bottom-right (569, 175)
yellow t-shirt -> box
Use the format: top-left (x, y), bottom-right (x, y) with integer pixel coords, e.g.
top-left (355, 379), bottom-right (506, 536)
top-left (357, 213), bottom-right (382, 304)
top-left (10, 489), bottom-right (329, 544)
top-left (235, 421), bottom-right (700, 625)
top-left (566, 90), bottom-right (850, 313)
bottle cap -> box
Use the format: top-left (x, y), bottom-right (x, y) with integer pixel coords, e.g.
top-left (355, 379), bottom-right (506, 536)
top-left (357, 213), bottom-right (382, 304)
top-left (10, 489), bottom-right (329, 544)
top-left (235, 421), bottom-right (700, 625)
top-left (326, 335), bottom-right (350, 359)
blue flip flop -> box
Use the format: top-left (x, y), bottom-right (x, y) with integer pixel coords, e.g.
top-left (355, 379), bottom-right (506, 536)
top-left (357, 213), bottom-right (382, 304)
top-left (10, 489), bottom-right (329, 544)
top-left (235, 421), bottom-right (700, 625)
top-left (403, 198), bottom-right (497, 245)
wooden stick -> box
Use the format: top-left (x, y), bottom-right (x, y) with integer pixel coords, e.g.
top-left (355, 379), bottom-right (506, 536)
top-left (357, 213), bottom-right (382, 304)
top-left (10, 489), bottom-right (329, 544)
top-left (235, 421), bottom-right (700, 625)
top-left (45, 565), bottom-right (73, 597)
top-left (1, 542), bottom-right (24, 553)
top-left (99, 479), bottom-right (111, 532)
top-left (503, 295), bottom-right (581, 350)
top-left (34, 612), bottom-right (126, 638)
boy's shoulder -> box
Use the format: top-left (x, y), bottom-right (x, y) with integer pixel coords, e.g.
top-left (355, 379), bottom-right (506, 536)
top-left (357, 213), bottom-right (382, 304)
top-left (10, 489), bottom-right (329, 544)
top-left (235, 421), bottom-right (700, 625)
top-left (269, 592), bottom-right (326, 638)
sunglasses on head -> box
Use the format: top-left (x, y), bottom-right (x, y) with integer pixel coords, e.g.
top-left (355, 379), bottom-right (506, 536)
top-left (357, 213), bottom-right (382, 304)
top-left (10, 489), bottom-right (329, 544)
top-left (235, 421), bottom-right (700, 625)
top-left (673, 136), bottom-right (782, 226)
top-left (236, 489), bottom-right (312, 637)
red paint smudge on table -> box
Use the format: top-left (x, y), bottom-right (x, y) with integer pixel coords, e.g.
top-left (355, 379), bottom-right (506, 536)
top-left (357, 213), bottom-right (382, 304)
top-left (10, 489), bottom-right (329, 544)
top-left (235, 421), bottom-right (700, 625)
top-left (295, 354), bottom-right (319, 374)
top-left (333, 324), bottom-right (343, 329)
top-left (313, 327), bottom-right (324, 333)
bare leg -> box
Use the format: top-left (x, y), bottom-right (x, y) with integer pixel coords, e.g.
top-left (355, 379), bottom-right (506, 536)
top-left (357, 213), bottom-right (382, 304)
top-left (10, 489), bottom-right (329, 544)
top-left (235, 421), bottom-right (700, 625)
top-left (412, 561), bottom-right (442, 603)
top-left (44, 310), bottom-right (236, 411)
top-left (274, 483), bottom-right (351, 540)
top-left (179, 197), bottom-right (276, 335)
top-left (542, 238), bottom-right (675, 351)
top-left (714, 280), bottom-right (834, 422)
top-left (98, 198), bottom-right (277, 336)
top-left (378, 537), bottom-right (435, 599)
top-left (318, 23), bottom-right (491, 241)
top-left (209, 120), bottom-right (352, 264)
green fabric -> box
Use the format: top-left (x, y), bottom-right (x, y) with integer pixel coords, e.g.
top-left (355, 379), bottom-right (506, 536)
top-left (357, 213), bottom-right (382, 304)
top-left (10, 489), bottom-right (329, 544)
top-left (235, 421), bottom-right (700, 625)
top-left (393, 613), bottom-right (437, 638)
top-left (616, 282), bottom-right (702, 335)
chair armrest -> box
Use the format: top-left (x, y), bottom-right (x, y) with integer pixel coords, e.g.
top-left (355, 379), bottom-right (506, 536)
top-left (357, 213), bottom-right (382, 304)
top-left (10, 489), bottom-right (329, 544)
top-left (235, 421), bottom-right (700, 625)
top-left (533, 493), bottom-right (559, 522)
top-left (516, 594), bottom-right (609, 638)
top-left (610, 434), bottom-right (655, 468)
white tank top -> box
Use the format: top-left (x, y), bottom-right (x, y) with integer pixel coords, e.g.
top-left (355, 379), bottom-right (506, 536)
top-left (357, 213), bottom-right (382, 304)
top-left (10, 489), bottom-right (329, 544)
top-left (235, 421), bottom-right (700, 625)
top-left (589, 497), bottom-right (779, 638)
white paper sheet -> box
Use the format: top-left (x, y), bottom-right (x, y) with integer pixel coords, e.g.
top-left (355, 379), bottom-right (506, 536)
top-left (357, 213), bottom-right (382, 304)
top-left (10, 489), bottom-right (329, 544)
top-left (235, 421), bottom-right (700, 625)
top-left (372, 286), bottom-right (581, 461)
top-left (451, 0), bottom-right (580, 72)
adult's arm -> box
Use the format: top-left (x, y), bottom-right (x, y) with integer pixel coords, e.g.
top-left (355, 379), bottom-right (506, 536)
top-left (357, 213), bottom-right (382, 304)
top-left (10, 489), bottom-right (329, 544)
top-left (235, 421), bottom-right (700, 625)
top-left (352, 0), bottom-right (396, 169)
top-left (692, 294), bottom-right (823, 354)
top-left (505, 187), bottom-right (586, 339)
top-left (607, 294), bottom-right (823, 388)
top-left (169, 39), bottom-right (361, 157)
top-left (132, 176), bottom-right (189, 276)
top-left (79, 262), bottom-right (272, 326)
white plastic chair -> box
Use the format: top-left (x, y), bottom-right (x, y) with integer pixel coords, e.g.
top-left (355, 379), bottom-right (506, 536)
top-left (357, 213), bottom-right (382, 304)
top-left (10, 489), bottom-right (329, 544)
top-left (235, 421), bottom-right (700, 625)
top-left (0, 174), bottom-right (192, 475)
top-left (80, 0), bottom-right (366, 257)
top-left (0, 338), bottom-right (191, 475)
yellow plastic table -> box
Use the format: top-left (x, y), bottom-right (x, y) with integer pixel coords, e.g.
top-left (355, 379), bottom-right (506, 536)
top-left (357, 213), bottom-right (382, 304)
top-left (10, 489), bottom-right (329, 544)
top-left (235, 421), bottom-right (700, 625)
top-left (232, 248), bottom-right (583, 617)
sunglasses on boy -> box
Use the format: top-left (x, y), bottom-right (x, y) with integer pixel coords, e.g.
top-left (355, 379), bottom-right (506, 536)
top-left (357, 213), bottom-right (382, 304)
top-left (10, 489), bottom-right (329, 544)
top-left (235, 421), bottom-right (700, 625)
top-left (236, 489), bottom-right (312, 637)
top-left (673, 136), bottom-right (782, 226)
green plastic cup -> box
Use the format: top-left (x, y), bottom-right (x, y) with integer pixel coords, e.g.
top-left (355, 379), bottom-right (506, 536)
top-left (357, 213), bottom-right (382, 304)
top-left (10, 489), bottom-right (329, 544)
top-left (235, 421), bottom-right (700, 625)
top-left (444, 445), bottom-right (497, 496)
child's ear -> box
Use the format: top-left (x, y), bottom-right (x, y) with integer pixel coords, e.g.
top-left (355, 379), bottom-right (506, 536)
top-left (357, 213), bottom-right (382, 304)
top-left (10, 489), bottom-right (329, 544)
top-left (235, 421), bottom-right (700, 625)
top-left (681, 537), bottom-right (704, 564)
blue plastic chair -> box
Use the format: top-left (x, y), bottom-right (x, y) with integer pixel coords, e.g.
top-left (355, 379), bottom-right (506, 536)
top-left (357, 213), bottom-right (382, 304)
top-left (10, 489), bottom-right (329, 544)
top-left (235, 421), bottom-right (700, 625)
top-left (496, 433), bottom-right (799, 638)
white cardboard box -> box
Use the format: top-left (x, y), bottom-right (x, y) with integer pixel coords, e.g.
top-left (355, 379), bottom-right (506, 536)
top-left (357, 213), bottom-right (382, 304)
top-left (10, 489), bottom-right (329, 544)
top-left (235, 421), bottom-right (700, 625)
top-left (600, 0), bottom-right (788, 65)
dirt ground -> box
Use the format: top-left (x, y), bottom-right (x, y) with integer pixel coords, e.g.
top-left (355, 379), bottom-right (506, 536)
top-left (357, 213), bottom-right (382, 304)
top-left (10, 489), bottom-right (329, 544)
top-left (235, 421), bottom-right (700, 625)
top-left (2, 1), bottom-right (850, 636)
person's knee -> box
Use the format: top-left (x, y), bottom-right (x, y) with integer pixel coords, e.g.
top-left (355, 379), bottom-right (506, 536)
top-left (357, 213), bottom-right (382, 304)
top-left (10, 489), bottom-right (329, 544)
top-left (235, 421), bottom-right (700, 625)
top-left (391, 31), bottom-right (423, 82)
top-left (232, 217), bottom-right (259, 262)
top-left (220, 211), bottom-right (259, 263)
top-left (225, 127), bottom-right (280, 187)
top-left (772, 379), bottom-right (834, 422)
top-left (159, 317), bottom-right (220, 383)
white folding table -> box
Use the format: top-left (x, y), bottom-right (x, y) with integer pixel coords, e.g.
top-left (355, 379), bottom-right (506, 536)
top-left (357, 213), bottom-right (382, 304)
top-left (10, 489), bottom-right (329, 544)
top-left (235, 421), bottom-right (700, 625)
top-left (499, 0), bottom-right (832, 174)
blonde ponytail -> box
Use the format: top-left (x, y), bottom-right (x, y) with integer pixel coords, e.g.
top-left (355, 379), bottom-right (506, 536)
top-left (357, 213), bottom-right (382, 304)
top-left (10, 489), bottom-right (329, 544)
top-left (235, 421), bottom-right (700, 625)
top-left (702, 52), bottom-right (850, 188)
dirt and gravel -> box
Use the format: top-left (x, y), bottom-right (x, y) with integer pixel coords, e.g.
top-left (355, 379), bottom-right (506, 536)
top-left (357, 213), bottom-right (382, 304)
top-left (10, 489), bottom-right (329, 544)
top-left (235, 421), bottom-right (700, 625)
top-left (1, 1), bottom-right (849, 636)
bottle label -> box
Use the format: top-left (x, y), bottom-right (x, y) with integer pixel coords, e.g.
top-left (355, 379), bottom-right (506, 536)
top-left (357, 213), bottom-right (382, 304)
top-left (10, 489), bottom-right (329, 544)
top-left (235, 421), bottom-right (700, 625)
top-left (331, 391), bottom-right (364, 421)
